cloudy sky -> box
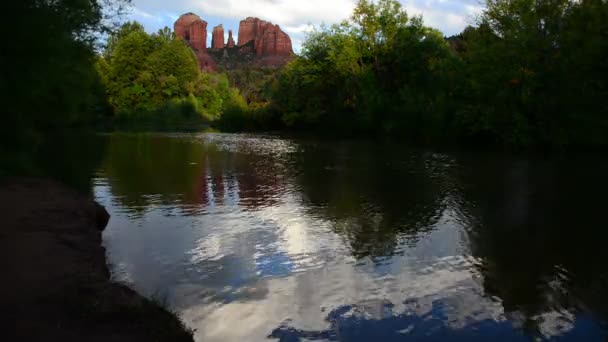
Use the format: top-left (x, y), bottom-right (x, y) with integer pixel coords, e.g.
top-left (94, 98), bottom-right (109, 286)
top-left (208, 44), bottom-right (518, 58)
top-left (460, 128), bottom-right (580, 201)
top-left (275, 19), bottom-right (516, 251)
top-left (127, 0), bottom-right (484, 51)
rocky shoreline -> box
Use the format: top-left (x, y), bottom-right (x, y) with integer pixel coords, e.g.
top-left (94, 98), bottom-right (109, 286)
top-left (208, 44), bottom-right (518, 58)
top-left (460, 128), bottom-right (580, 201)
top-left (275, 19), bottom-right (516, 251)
top-left (0, 179), bottom-right (193, 342)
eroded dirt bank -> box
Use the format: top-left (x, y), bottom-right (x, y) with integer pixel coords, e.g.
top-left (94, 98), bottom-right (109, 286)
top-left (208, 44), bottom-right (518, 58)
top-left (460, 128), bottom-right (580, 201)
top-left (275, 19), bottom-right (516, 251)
top-left (0, 178), bottom-right (193, 342)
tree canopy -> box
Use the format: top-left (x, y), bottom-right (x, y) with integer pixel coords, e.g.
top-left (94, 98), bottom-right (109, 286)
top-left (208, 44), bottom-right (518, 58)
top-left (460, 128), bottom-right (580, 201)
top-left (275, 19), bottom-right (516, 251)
top-left (0, 0), bottom-right (130, 174)
top-left (260, 0), bottom-right (608, 148)
top-left (96, 23), bottom-right (247, 129)
top-left (3, 0), bottom-right (607, 153)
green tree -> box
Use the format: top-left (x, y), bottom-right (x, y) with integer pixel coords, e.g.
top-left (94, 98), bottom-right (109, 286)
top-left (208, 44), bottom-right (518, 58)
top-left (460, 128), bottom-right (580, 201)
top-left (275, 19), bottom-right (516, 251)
top-left (554, 0), bottom-right (608, 146)
top-left (0, 0), bottom-right (130, 174)
top-left (96, 22), bottom-right (248, 129)
top-left (456, 0), bottom-right (608, 147)
top-left (104, 21), bottom-right (145, 58)
top-left (271, 0), bottom-right (457, 139)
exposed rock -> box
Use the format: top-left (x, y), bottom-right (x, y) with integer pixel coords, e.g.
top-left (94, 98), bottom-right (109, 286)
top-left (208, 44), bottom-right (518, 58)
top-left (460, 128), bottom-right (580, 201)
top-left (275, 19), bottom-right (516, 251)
top-left (255, 24), bottom-right (293, 57)
top-left (174, 13), bottom-right (207, 52)
top-left (237, 17), bottom-right (293, 57)
top-left (211, 25), bottom-right (225, 50)
top-left (174, 13), bottom-right (216, 72)
top-left (194, 51), bottom-right (217, 72)
top-left (175, 13), bottom-right (293, 70)
top-left (237, 17), bottom-right (263, 47)
top-left (227, 30), bottom-right (236, 48)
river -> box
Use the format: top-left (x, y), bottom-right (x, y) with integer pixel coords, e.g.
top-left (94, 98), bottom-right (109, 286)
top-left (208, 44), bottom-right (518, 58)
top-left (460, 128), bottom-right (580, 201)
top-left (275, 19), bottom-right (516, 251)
top-left (91, 133), bottom-right (608, 341)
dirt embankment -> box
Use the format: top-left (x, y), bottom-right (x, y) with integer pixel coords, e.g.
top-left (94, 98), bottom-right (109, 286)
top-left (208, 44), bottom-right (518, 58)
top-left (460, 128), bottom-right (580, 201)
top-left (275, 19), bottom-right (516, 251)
top-left (0, 179), bottom-right (193, 342)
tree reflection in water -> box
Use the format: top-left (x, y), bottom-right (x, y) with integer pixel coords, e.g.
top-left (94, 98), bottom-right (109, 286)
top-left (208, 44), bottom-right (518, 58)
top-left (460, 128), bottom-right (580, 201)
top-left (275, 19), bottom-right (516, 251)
top-left (96, 134), bottom-right (608, 341)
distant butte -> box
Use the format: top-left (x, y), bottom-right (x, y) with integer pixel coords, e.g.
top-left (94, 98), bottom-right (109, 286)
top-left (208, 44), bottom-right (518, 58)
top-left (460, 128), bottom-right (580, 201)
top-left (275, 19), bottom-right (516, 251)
top-left (227, 30), bottom-right (236, 48)
top-left (174, 13), bottom-right (294, 71)
top-left (173, 13), bottom-right (216, 72)
top-left (211, 25), bottom-right (225, 50)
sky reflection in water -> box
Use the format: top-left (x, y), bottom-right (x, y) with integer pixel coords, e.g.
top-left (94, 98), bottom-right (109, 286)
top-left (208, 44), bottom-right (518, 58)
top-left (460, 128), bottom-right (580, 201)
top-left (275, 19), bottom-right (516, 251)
top-left (94, 133), bottom-right (608, 342)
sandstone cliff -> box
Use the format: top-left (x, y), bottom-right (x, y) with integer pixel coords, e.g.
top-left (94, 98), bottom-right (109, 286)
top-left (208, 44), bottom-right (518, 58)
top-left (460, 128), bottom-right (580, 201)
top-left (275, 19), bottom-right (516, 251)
top-left (238, 17), bottom-right (293, 57)
top-left (175, 13), bottom-right (294, 70)
top-left (227, 30), bottom-right (236, 48)
top-left (174, 13), bottom-right (207, 53)
top-left (174, 13), bottom-right (217, 72)
top-left (211, 25), bottom-right (225, 50)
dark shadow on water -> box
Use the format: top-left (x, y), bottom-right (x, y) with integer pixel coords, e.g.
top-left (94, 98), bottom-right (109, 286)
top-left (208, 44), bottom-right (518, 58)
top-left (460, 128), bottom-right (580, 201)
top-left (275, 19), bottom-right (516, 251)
top-left (1, 132), bottom-right (106, 194)
top-left (457, 154), bottom-right (608, 331)
top-left (92, 134), bottom-right (608, 340)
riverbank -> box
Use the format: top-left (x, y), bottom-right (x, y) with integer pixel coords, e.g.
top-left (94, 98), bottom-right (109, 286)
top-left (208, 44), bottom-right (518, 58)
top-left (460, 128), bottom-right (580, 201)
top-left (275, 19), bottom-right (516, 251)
top-left (0, 178), bottom-right (193, 341)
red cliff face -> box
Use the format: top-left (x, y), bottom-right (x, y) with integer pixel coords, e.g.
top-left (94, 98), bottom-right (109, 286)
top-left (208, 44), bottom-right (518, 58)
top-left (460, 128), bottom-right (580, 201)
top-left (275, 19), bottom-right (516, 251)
top-left (237, 17), bottom-right (293, 57)
top-left (237, 17), bottom-right (261, 47)
top-left (175, 13), bottom-right (293, 70)
top-left (227, 30), bottom-right (236, 48)
top-left (174, 13), bottom-right (216, 72)
top-left (174, 13), bottom-right (207, 52)
top-left (211, 25), bottom-right (225, 50)
top-left (254, 24), bottom-right (293, 57)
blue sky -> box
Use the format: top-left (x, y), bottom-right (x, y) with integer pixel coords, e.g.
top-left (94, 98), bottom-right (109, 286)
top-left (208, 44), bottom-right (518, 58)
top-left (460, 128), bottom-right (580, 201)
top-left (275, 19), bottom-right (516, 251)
top-left (127, 0), bottom-right (484, 52)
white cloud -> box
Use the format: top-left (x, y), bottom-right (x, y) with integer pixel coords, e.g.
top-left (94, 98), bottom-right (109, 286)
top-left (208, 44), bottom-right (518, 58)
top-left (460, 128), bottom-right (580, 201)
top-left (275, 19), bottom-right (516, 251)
top-left (201, 0), bottom-right (357, 26)
top-left (404, 0), bottom-right (482, 35)
top-left (130, 0), bottom-right (356, 26)
top-left (132, 7), bottom-right (155, 19)
top-left (282, 24), bottom-right (315, 35)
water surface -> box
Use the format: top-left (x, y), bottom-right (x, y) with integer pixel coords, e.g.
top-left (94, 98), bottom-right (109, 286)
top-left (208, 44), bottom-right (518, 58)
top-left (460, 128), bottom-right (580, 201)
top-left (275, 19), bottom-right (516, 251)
top-left (93, 133), bottom-right (608, 341)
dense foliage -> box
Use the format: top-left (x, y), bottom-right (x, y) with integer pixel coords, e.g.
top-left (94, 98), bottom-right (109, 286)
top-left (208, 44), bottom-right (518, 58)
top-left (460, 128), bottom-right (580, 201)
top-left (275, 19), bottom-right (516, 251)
top-left (3, 0), bottom-right (607, 154)
top-left (270, 1), bottom-right (457, 141)
top-left (0, 0), bottom-right (129, 175)
top-left (454, 0), bottom-right (608, 147)
top-left (263, 0), bottom-right (608, 148)
top-left (96, 23), bottom-right (246, 129)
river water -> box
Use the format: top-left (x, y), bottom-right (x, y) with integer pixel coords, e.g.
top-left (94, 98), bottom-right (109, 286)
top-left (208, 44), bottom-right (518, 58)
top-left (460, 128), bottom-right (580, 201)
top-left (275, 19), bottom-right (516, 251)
top-left (92, 133), bottom-right (608, 341)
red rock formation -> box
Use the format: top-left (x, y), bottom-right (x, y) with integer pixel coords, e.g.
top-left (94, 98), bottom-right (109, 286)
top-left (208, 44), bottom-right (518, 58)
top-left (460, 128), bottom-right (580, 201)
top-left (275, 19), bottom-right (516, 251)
top-left (211, 25), bottom-right (225, 50)
top-left (175, 13), bottom-right (293, 70)
top-left (195, 51), bottom-right (217, 72)
top-left (237, 17), bottom-right (293, 57)
top-left (174, 13), bottom-right (207, 52)
top-left (237, 17), bottom-right (261, 47)
top-left (255, 24), bottom-right (293, 57)
top-left (174, 13), bottom-right (216, 72)
top-left (227, 30), bottom-right (236, 48)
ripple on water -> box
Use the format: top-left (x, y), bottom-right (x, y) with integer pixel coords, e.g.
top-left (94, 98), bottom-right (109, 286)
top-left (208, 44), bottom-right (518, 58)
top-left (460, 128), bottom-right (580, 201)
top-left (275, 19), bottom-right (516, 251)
top-left (93, 133), bottom-right (608, 342)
